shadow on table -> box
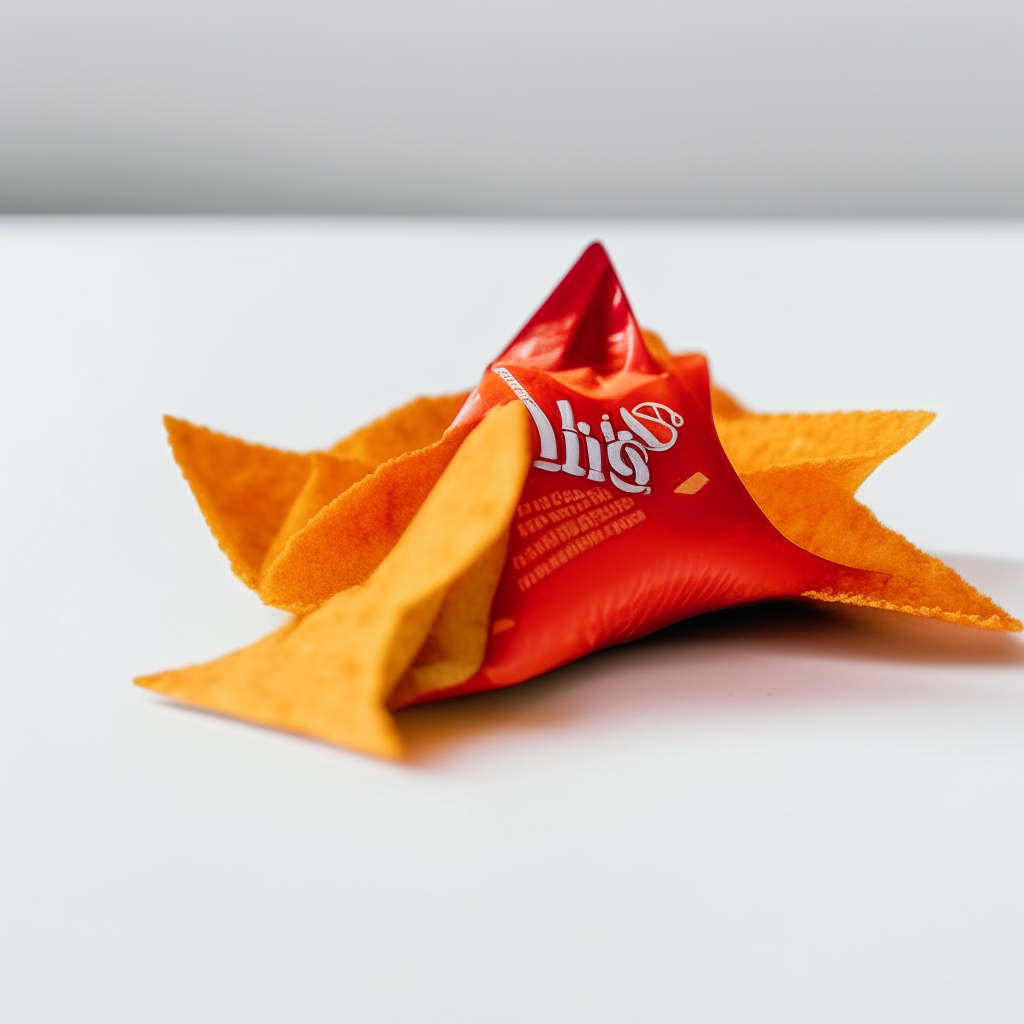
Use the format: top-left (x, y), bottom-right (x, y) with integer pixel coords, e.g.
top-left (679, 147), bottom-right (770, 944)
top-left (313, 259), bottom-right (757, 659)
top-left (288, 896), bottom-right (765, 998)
top-left (398, 595), bottom-right (1024, 764)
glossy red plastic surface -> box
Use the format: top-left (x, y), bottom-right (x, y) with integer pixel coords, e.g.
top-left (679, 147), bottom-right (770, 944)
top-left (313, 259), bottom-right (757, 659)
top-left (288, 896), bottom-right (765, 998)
top-left (409, 243), bottom-right (877, 705)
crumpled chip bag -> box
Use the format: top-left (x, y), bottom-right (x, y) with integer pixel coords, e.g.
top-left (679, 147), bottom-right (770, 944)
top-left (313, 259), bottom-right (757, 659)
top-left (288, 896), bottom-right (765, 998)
top-left (138, 242), bottom-right (1021, 758)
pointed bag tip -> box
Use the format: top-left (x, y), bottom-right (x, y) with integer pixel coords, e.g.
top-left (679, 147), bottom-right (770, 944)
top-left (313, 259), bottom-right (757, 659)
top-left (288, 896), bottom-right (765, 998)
top-left (495, 240), bottom-right (659, 379)
top-left (579, 239), bottom-right (612, 263)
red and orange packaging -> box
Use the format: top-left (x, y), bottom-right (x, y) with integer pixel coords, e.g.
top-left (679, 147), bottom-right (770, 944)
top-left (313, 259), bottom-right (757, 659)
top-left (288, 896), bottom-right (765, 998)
top-left (138, 243), bottom-right (1020, 757)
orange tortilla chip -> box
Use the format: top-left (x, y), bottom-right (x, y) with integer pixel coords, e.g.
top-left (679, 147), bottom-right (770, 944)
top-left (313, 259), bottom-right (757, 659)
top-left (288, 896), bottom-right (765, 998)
top-left (163, 416), bottom-right (312, 588)
top-left (137, 402), bottom-right (532, 758)
top-left (388, 532), bottom-right (512, 708)
top-left (165, 392), bottom-right (472, 603)
top-left (759, 463), bottom-right (1013, 628)
top-left (715, 409), bottom-right (937, 483)
top-left (714, 409), bottom-right (1018, 630)
top-left (329, 391), bottom-right (470, 468)
top-left (260, 452), bottom-right (373, 574)
top-left (259, 423), bottom-right (473, 613)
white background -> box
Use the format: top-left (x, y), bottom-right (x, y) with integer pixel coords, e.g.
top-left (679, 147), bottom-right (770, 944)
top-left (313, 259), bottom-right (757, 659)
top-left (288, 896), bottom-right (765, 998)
top-left (1, 221), bottom-right (1023, 1022)
top-left (1, 0), bottom-right (1023, 215)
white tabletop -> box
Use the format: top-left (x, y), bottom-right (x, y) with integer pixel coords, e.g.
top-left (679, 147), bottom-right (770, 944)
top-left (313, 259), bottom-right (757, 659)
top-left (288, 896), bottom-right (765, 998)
top-left (2, 220), bottom-right (1023, 1023)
